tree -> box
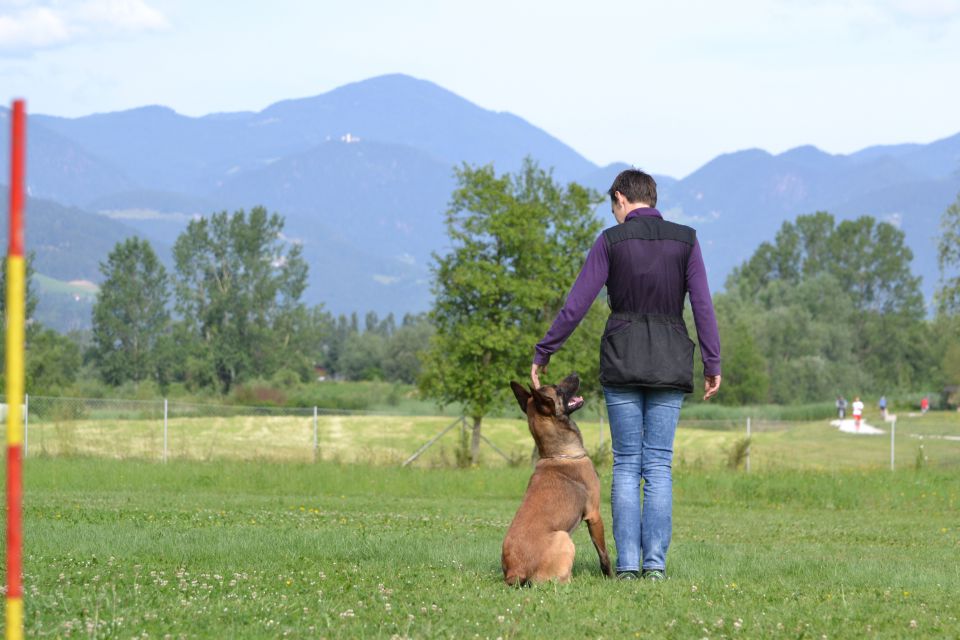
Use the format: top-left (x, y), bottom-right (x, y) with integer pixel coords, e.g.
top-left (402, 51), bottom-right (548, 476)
top-left (937, 192), bottom-right (960, 315)
top-left (419, 159), bottom-right (601, 464)
top-left (337, 332), bottom-right (386, 380)
top-left (723, 211), bottom-right (933, 401)
top-left (829, 217), bottom-right (923, 317)
top-left (91, 237), bottom-right (170, 385)
top-left (26, 327), bottom-right (82, 395)
top-left (943, 342), bottom-right (960, 388)
top-left (172, 207), bottom-right (308, 392)
top-left (382, 314), bottom-right (434, 384)
top-left (717, 320), bottom-right (769, 405)
top-left (731, 212), bottom-right (922, 316)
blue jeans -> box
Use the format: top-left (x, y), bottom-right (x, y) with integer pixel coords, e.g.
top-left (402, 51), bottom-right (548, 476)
top-left (603, 385), bottom-right (683, 573)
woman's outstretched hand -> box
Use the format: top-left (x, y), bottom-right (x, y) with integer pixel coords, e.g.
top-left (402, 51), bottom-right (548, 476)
top-left (530, 363), bottom-right (547, 389)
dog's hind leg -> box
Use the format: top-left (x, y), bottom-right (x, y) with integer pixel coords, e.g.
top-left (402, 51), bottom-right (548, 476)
top-left (531, 532), bottom-right (575, 583)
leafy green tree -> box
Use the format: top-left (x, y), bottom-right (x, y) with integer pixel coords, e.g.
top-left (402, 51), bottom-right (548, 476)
top-left (717, 320), bottom-right (769, 405)
top-left (731, 212), bottom-right (922, 316)
top-left (383, 314), bottom-right (434, 384)
top-left (937, 192), bottom-right (960, 315)
top-left (91, 237), bottom-right (170, 385)
top-left (943, 342), bottom-right (960, 388)
top-left (829, 217), bottom-right (923, 317)
top-left (723, 269), bottom-right (866, 403)
top-left (337, 332), bottom-right (386, 380)
top-left (26, 327), bottom-right (82, 395)
top-left (420, 159), bottom-right (601, 464)
top-left (172, 207), bottom-right (308, 392)
top-left (321, 314), bottom-right (356, 376)
top-left (725, 211), bottom-right (932, 400)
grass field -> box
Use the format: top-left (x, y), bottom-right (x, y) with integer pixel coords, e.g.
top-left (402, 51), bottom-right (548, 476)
top-left (7, 458), bottom-right (959, 638)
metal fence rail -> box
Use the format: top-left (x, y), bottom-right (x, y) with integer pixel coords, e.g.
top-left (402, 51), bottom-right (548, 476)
top-left (1, 395), bottom-right (955, 469)
top-left (15, 395), bottom-right (376, 463)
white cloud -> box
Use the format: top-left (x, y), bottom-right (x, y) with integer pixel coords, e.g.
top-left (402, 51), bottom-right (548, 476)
top-left (662, 206), bottom-right (717, 225)
top-left (796, 0), bottom-right (960, 30)
top-left (0, 0), bottom-right (168, 52)
top-left (0, 6), bottom-right (69, 48)
top-left (885, 0), bottom-right (960, 21)
top-left (373, 274), bottom-right (401, 285)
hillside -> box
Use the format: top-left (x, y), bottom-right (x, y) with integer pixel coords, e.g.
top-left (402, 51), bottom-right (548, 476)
top-left (1, 74), bottom-right (958, 319)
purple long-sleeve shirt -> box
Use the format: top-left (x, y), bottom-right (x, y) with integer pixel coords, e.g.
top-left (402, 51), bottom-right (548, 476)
top-left (534, 208), bottom-right (721, 376)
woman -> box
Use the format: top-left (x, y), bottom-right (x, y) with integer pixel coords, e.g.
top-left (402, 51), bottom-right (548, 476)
top-left (530, 169), bottom-right (721, 581)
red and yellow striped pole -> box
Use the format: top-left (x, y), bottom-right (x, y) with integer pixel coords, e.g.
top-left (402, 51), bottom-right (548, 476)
top-left (5, 99), bottom-right (26, 640)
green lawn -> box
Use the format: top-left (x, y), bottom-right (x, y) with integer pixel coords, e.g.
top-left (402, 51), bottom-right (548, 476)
top-left (6, 459), bottom-right (959, 638)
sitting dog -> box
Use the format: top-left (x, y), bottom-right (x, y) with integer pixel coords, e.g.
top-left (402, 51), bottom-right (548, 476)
top-left (502, 373), bottom-right (614, 585)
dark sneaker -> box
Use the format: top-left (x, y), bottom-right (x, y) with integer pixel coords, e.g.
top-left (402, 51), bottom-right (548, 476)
top-left (642, 569), bottom-right (666, 582)
top-left (616, 570), bottom-right (640, 580)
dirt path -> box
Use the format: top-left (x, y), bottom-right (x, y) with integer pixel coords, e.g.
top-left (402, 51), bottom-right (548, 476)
top-left (830, 419), bottom-right (884, 435)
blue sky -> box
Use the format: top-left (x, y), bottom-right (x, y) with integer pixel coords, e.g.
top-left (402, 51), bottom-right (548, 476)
top-left (1, 0), bottom-right (959, 178)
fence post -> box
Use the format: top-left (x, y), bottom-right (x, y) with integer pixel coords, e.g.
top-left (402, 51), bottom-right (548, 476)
top-left (890, 417), bottom-right (896, 471)
top-left (746, 417), bottom-right (751, 473)
top-left (23, 393), bottom-right (28, 458)
top-left (163, 398), bottom-right (168, 463)
top-left (313, 406), bottom-right (319, 462)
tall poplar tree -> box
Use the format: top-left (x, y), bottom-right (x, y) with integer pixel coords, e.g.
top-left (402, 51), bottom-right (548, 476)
top-left (172, 207), bottom-right (308, 392)
top-left (937, 192), bottom-right (960, 315)
top-left (91, 237), bottom-right (170, 385)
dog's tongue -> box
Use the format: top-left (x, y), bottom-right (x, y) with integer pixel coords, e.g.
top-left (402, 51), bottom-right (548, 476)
top-left (570, 396), bottom-right (584, 407)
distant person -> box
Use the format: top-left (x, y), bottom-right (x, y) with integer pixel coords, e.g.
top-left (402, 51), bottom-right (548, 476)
top-left (852, 396), bottom-right (864, 431)
top-left (920, 396), bottom-right (929, 415)
top-left (878, 395), bottom-right (887, 420)
top-left (836, 396), bottom-right (847, 419)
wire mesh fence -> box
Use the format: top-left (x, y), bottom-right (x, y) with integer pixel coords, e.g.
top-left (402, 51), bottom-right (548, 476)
top-left (3, 395), bottom-right (957, 470)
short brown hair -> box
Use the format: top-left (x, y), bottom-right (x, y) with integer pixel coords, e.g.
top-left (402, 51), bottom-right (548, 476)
top-left (608, 169), bottom-right (657, 207)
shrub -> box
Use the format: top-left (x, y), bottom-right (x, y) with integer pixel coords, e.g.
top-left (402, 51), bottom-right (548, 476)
top-left (726, 437), bottom-right (751, 470)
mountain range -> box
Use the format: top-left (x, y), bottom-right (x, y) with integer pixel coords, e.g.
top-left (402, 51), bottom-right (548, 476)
top-left (1, 74), bottom-right (958, 330)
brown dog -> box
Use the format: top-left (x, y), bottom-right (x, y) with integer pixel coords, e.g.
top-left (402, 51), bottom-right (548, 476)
top-left (502, 373), bottom-right (614, 585)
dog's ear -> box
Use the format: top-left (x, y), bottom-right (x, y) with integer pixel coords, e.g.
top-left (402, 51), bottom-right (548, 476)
top-left (510, 381), bottom-right (531, 414)
top-left (531, 386), bottom-right (556, 416)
